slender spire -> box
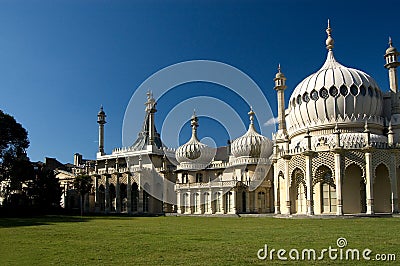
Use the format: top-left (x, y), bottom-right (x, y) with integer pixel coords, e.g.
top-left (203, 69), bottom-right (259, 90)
top-left (145, 90), bottom-right (156, 112)
top-left (389, 36), bottom-right (393, 47)
top-left (326, 19), bottom-right (334, 51)
top-left (190, 111), bottom-right (199, 141)
top-left (147, 90), bottom-right (153, 100)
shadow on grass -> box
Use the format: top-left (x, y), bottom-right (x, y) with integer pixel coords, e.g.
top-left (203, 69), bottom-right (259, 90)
top-left (0, 215), bottom-right (91, 228)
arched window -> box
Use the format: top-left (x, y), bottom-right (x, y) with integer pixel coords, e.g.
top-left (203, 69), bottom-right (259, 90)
top-left (215, 192), bottom-right (221, 212)
top-left (321, 172), bottom-right (337, 213)
top-left (196, 173), bottom-right (203, 183)
top-left (226, 192), bottom-right (232, 213)
top-left (204, 192), bottom-right (210, 213)
top-left (258, 191), bottom-right (266, 212)
top-left (131, 183), bottom-right (139, 212)
top-left (194, 193), bottom-right (200, 213)
top-left (143, 190), bottom-right (150, 213)
top-left (182, 173), bottom-right (188, 183)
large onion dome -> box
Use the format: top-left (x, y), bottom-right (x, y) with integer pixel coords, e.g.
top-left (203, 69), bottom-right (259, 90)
top-left (231, 108), bottom-right (273, 158)
top-left (286, 21), bottom-right (383, 135)
top-left (176, 113), bottom-right (215, 166)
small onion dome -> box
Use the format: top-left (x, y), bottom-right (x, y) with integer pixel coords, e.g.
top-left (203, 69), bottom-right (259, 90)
top-left (175, 112), bottom-right (215, 165)
top-left (386, 37), bottom-right (398, 54)
top-left (97, 105), bottom-right (106, 124)
top-left (98, 105), bottom-right (105, 115)
top-left (231, 108), bottom-right (273, 158)
top-left (275, 64), bottom-right (286, 79)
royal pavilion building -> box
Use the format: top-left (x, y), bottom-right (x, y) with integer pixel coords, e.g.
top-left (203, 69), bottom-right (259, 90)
top-left (79, 22), bottom-right (400, 216)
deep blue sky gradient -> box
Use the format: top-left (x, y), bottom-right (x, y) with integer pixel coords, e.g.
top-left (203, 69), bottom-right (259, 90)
top-left (0, 0), bottom-right (399, 163)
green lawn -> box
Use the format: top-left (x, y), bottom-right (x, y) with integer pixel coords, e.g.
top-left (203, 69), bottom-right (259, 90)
top-left (0, 215), bottom-right (399, 265)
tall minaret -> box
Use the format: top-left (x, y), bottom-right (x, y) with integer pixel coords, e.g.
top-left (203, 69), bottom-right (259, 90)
top-left (273, 64), bottom-right (287, 139)
top-left (97, 105), bottom-right (106, 155)
top-left (145, 90), bottom-right (157, 145)
top-left (385, 37), bottom-right (400, 92)
top-left (384, 37), bottom-right (400, 114)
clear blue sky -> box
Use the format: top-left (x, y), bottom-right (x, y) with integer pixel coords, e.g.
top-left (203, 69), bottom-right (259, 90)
top-left (0, 0), bottom-right (398, 163)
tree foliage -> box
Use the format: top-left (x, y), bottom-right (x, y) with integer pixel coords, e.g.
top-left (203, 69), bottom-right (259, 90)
top-left (73, 174), bottom-right (93, 197)
top-left (0, 109), bottom-right (63, 212)
top-left (0, 110), bottom-right (30, 185)
top-left (28, 166), bottom-right (62, 209)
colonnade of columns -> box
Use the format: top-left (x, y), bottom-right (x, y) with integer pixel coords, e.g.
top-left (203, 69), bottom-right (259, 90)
top-left (93, 173), bottom-right (146, 214)
top-left (176, 188), bottom-right (272, 215)
top-left (274, 148), bottom-right (399, 215)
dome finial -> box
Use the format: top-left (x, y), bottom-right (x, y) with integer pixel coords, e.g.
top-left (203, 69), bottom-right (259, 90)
top-left (147, 90), bottom-right (153, 100)
top-left (389, 36), bottom-right (393, 47)
top-left (364, 119), bottom-right (370, 132)
top-left (326, 19), bottom-right (334, 51)
top-left (248, 106), bottom-right (255, 125)
top-left (190, 112), bottom-right (199, 140)
top-left (278, 63), bottom-right (281, 73)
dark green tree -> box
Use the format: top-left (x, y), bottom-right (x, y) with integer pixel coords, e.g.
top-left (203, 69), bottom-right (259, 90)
top-left (0, 110), bottom-right (32, 206)
top-left (28, 166), bottom-right (62, 210)
top-left (73, 174), bottom-right (93, 216)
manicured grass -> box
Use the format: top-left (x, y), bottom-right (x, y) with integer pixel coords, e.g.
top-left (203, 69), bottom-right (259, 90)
top-left (0, 215), bottom-right (399, 265)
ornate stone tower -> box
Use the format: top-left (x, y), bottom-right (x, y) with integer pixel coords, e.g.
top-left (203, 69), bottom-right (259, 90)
top-left (273, 64), bottom-right (288, 146)
top-left (97, 105), bottom-right (106, 156)
top-left (384, 37), bottom-right (400, 114)
top-left (145, 91), bottom-right (157, 145)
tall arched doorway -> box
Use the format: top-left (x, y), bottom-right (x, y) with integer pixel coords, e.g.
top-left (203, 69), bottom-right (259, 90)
top-left (313, 166), bottom-right (336, 214)
top-left (98, 184), bottom-right (105, 211)
top-left (374, 164), bottom-right (391, 213)
top-left (131, 182), bottom-right (139, 212)
top-left (120, 183), bottom-right (127, 212)
top-left (343, 164), bottom-right (366, 214)
top-left (290, 168), bottom-right (306, 214)
top-left (109, 184), bottom-right (116, 212)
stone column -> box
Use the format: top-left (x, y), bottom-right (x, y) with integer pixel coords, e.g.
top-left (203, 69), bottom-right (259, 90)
top-left (274, 165), bottom-right (281, 214)
top-left (390, 152), bottom-right (398, 213)
top-left (365, 151), bottom-right (374, 215)
top-left (94, 175), bottom-right (99, 203)
top-left (137, 169), bottom-right (144, 213)
top-left (115, 174), bottom-right (121, 213)
top-left (305, 154), bottom-right (314, 215)
top-left (105, 174), bottom-right (110, 214)
top-left (207, 190), bottom-right (213, 214)
top-left (94, 175), bottom-right (100, 212)
top-left (220, 189), bottom-right (225, 214)
top-left (231, 190), bottom-right (236, 214)
top-left (197, 190), bottom-right (202, 214)
top-left (127, 173), bottom-right (132, 214)
top-left (334, 152), bottom-right (343, 215)
top-left (63, 183), bottom-right (68, 209)
top-left (285, 159), bottom-right (291, 214)
top-left (246, 190), bottom-right (251, 212)
top-left (187, 190), bottom-right (191, 214)
top-left (176, 190), bottom-right (182, 214)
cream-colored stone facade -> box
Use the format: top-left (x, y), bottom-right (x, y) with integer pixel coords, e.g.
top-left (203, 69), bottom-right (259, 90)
top-left (83, 22), bottom-right (400, 216)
